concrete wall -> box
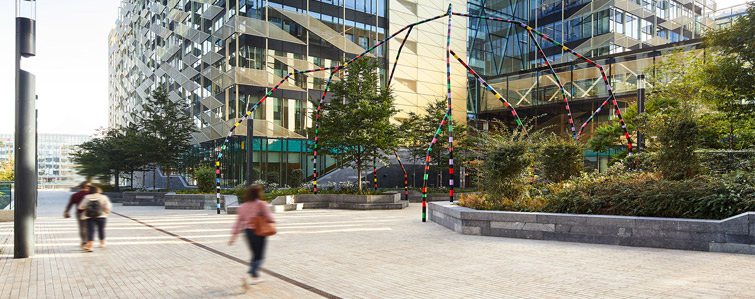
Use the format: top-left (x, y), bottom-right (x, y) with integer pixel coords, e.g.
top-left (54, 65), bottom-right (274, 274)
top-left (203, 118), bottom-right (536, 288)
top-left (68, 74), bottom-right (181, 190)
top-left (122, 192), bottom-right (167, 206)
top-left (0, 210), bottom-right (12, 222)
top-left (407, 191), bottom-right (480, 203)
top-left (429, 201), bottom-right (755, 254)
top-left (102, 192), bottom-right (123, 203)
top-left (295, 193), bottom-right (407, 210)
top-left (164, 194), bottom-right (229, 210)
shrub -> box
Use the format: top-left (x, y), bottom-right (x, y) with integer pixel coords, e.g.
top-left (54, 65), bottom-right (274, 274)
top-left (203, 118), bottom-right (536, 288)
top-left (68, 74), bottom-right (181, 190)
top-left (458, 193), bottom-right (495, 210)
top-left (623, 151), bottom-right (656, 172)
top-left (288, 169), bottom-right (304, 187)
top-left (265, 172), bottom-right (280, 184)
top-left (194, 167), bottom-right (215, 194)
top-left (483, 139), bottom-right (532, 200)
top-left (654, 111), bottom-right (700, 180)
top-left (538, 137), bottom-right (583, 182)
top-left (543, 171), bottom-right (755, 219)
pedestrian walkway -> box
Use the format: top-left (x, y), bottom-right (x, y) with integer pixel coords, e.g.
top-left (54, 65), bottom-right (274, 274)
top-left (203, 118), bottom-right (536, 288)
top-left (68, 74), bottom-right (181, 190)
top-left (2, 191), bottom-right (755, 298)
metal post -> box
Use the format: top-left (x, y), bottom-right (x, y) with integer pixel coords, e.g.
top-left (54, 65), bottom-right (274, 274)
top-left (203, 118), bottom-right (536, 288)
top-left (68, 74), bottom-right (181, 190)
top-left (14, 0), bottom-right (37, 259)
top-left (636, 74), bottom-right (645, 153)
top-left (246, 117), bottom-right (254, 186)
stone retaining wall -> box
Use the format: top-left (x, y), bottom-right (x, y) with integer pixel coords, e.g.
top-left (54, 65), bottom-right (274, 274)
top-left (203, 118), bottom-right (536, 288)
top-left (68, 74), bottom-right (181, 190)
top-left (103, 192), bottom-right (123, 203)
top-left (0, 210), bottom-right (12, 222)
top-left (164, 194), bottom-right (230, 210)
top-left (429, 201), bottom-right (755, 254)
top-left (408, 192), bottom-right (479, 203)
top-left (295, 193), bottom-right (407, 210)
top-left (122, 192), bottom-right (167, 206)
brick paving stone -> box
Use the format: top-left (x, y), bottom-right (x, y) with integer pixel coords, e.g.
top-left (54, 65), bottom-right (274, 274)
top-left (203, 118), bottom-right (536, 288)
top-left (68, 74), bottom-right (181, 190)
top-left (2, 191), bottom-right (755, 298)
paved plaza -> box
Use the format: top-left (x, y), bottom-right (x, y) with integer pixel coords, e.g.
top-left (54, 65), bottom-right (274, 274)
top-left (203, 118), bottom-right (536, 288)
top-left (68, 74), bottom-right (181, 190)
top-left (2, 191), bottom-right (755, 298)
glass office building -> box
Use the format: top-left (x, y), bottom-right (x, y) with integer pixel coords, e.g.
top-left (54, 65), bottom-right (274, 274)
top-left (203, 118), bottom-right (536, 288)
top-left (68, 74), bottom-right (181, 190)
top-left (0, 134), bottom-right (91, 190)
top-left (109, 0), bottom-right (467, 187)
top-left (466, 0), bottom-right (717, 139)
top-left (715, 2), bottom-right (750, 29)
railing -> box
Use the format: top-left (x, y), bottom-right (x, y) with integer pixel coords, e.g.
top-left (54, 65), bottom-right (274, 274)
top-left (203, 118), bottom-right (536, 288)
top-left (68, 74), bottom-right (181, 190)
top-left (0, 181), bottom-right (12, 210)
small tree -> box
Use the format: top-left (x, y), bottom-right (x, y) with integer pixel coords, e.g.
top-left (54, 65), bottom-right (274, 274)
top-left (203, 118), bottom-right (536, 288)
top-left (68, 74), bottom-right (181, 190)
top-left (473, 124), bottom-right (535, 200)
top-left (288, 169), bottom-right (304, 187)
top-left (400, 98), bottom-right (467, 187)
top-left (194, 167), bottom-right (215, 194)
top-left (0, 157), bottom-right (14, 181)
top-left (137, 87), bottom-right (197, 191)
top-left (653, 109), bottom-right (700, 180)
top-left (538, 136), bottom-right (583, 183)
top-left (311, 58), bottom-right (399, 193)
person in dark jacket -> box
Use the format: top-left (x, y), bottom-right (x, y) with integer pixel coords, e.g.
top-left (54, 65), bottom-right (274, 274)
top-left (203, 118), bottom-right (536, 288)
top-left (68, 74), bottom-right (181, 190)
top-left (64, 182), bottom-right (90, 248)
top-left (78, 186), bottom-right (113, 252)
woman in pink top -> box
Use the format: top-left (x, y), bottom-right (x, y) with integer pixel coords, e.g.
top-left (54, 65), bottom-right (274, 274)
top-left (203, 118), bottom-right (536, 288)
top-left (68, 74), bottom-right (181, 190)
top-left (228, 185), bottom-right (275, 288)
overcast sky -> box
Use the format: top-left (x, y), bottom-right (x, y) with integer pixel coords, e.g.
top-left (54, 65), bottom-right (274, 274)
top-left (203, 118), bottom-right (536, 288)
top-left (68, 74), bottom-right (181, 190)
top-left (0, 0), bottom-right (751, 136)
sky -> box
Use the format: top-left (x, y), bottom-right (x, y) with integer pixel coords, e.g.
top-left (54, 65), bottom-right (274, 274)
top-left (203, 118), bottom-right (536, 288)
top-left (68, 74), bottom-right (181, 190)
top-left (0, 0), bottom-right (751, 136)
top-left (0, 0), bottom-right (121, 136)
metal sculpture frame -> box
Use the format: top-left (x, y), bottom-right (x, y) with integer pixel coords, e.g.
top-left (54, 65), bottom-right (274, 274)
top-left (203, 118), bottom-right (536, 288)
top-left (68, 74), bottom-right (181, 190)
top-left (213, 6), bottom-right (634, 220)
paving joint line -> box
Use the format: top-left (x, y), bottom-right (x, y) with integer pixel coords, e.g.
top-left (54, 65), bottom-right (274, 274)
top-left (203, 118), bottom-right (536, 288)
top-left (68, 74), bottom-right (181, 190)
top-left (112, 211), bottom-right (341, 299)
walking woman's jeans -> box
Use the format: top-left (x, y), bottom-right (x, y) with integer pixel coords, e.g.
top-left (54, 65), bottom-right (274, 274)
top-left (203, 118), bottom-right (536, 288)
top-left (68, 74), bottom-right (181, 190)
top-left (245, 229), bottom-right (266, 277)
top-left (86, 218), bottom-right (106, 242)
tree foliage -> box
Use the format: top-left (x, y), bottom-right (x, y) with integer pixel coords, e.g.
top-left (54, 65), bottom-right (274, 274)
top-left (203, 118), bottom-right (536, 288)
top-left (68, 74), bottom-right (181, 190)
top-left (72, 126), bottom-right (153, 187)
top-left (399, 98), bottom-right (468, 186)
top-left (194, 166), bottom-right (215, 194)
top-left (0, 157), bottom-right (14, 182)
top-left (538, 136), bottom-right (584, 183)
top-left (136, 87), bottom-right (197, 191)
top-left (310, 58), bottom-right (399, 193)
top-left (704, 3), bottom-right (755, 117)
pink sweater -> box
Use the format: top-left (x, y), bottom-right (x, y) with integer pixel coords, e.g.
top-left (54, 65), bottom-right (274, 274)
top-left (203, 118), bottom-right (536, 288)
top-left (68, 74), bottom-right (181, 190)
top-left (231, 200), bottom-right (275, 238)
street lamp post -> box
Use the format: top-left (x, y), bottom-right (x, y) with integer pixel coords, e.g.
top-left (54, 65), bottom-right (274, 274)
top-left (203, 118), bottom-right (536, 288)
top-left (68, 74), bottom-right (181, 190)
top-left (246, 118), bottom-right (254, 186)
top-left (14, 0), bottom-right (37, 259)
top-left (636, 74), bottom-right (646, 153)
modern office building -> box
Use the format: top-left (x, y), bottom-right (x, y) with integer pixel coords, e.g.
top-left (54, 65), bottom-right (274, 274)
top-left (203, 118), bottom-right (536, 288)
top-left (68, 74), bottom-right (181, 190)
top-left (0, 134), bottom-right (91, 190)
top-left (108, 0), bottom-right (466, 187)
top-left (466, 0), bottom-right (717, 132)
top-left (463, 0), bottom-right (717, 171)
top-left (715, 2), bottom-right (750, 29)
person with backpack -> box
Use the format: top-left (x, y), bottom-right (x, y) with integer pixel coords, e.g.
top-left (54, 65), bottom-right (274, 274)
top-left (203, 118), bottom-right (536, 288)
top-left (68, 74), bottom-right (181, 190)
top-left (78, 185), bottom-right (113, 252)
top-left (64, 182), bottom-right (90, 248)
top-left (228, 185), bottom-right (275, 290)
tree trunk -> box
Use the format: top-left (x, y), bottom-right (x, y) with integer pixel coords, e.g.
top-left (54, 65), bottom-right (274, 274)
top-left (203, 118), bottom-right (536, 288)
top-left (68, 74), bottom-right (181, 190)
top-left (130, 171), bottom-right (134, 189)
top-left (166, 167), bottom-right (171, 191)
top-left (153, 166), bottom-right (156, 191)
top-left (114, 167), bottom-right (120, 192)
top-left (356, 161), bottom-right (362, 194)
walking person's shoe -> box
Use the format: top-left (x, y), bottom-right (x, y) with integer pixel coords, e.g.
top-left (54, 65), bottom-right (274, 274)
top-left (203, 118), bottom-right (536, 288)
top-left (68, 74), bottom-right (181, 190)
top-left (240, 277), bottom-right (250, 292)
top-left (249, 277), bottom-right (264, 284)
top-left (99, 241), bottom-right (106, 248)
top-left (83, 241), bottom-right (94, 252)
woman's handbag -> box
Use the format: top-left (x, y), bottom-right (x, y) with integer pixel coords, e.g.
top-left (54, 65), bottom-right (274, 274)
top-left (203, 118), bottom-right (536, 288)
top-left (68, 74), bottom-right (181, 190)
top-left (251, 203), bottom-right (276, 236)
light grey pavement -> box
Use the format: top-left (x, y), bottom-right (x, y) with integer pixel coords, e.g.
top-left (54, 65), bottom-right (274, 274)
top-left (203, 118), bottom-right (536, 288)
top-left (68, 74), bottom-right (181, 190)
top-left (2, 191), bottom-right (755, 298)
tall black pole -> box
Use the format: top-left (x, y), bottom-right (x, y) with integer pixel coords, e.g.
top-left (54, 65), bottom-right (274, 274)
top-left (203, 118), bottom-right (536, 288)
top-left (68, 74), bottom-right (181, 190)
top-left (246, 117), bottom-right (254, 186)
top-left (636, 74), bottom-right (645, 153)
top-left (14, 0), bottom-right (37, 259)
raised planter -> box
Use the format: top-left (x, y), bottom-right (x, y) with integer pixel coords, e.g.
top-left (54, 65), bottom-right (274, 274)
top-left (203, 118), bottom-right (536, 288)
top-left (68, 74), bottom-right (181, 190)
top-left (429, 201), bottom-right (755, 254)
top-left (228, 193), bottom-right (409, 214)
top-left (407, 191), bottom-right (480, 203)
top-left (0, 210), bottom-right (12, 222)
top-left (122, 192), bottom-right (167, 206)
top-left (164, 194), bottom-right (232, 210)
top-left (102, 192), bottom-right (123, 203)
top-left (295, 193), bottom-right (407, 210)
